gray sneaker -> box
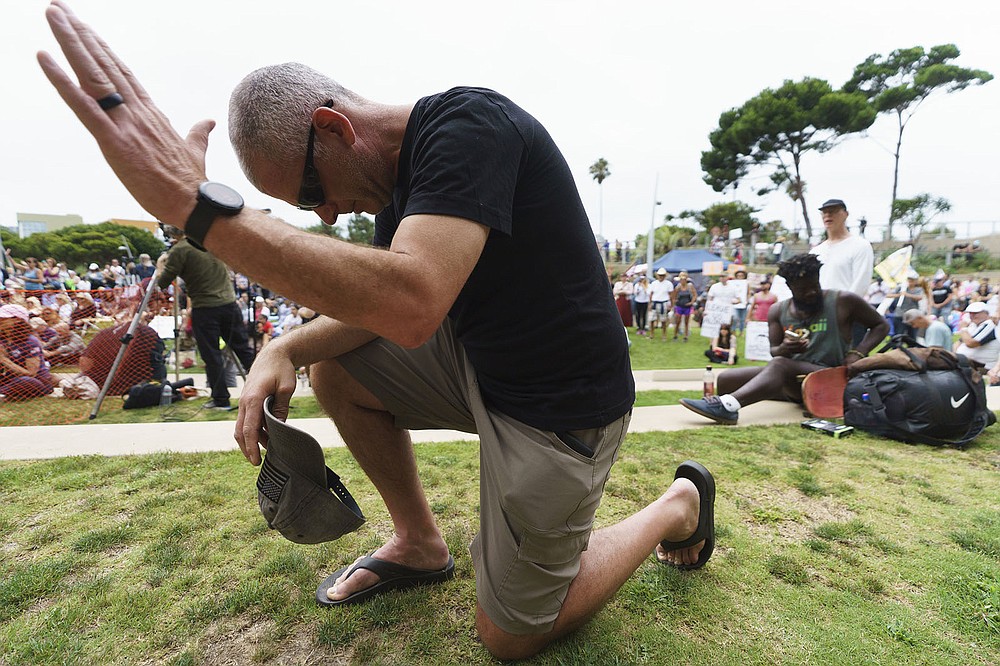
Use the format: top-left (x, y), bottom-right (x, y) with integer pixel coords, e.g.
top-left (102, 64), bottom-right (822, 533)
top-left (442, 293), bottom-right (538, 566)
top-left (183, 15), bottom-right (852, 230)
top-left (680, 396), bottom-right (738, 425)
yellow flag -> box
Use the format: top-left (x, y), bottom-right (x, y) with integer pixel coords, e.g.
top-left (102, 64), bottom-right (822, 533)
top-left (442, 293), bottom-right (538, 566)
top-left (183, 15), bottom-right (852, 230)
top-left (874, 246), bottom-right (912, 290)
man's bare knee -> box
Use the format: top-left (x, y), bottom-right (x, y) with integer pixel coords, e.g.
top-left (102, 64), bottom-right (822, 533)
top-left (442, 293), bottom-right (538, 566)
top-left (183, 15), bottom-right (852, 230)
top-left (310, 358), bottom-right (385, 415)
top-left (475, 606), bottom-right (548, 661)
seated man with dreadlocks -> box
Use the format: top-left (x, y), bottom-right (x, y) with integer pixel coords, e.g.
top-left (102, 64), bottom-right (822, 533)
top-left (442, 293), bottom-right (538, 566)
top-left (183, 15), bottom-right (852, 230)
top-left (680, 253), bottom-right (888, 424)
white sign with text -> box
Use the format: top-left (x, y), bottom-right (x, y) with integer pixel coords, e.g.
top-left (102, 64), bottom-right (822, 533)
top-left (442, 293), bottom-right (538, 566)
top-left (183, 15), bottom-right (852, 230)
top-left (744, 320), bottom-right (772, 361)
top-left (701, 301), bottom-right (734, 339)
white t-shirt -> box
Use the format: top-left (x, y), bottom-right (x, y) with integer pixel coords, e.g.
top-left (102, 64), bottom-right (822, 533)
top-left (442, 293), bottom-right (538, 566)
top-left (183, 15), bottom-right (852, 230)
top-left (730, 279), bottom-right (749, 310)
top-left (866, 281), bottom-right (887, 306)
top-left (633, 283), bottom-right (650, 304)
top-left (708, 281), bottom-right (738, 305)
top-left (956, 318), bottom-right (1000, 367)
top-left (649, 278), bottom-right (674, 303)
top-left (810, 234), bottom-right (874, 297)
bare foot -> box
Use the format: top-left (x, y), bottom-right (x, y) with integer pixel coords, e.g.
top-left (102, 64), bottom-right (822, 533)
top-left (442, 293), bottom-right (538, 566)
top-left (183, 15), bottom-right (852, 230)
top-left (654, 477), bottom-right (705, 566)
top-left (327, 533), bottom-right (450, 601)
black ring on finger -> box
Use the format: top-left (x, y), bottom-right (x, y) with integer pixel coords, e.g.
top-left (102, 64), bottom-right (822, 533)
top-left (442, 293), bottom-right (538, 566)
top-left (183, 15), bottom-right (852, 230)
top-left (97, 92), bottom-right (125, 111)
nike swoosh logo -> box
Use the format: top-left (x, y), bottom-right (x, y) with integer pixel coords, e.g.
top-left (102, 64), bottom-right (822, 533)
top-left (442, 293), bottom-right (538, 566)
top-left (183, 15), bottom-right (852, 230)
top-left (951, 393), bottom-right (970, 409)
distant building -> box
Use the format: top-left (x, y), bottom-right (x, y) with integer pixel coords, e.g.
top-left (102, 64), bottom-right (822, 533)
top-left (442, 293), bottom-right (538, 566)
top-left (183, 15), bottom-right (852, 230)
top-left (14, 213), bottom-right (159, 239)
top-left (16, 212), bottom-right (83, 238)
top-left (106, 218), bottom-right (159, 235)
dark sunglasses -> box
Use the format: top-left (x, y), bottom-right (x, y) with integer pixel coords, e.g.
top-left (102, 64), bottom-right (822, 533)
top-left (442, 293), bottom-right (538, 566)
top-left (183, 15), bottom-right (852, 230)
top-left (296, 99), bottom-right (335, 210)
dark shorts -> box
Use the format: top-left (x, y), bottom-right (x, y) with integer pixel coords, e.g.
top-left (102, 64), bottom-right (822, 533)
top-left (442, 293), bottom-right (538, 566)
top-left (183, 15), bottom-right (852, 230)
top-left (337, 320), bottom-right (630, 634)
top-left (674, 305), bottom-right (693, 316)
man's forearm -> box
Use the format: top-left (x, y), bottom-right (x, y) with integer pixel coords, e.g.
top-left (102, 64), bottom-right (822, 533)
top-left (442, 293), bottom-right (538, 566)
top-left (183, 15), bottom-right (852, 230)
top-left (202, 218), bottom-right (405, 338)
top-left (855, 327), bottom-right (889, 356)
top-left (266, 315), bottom-right (378, 368)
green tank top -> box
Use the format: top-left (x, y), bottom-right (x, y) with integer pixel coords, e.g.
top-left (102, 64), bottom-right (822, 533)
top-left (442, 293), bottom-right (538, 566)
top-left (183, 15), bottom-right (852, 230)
top-left (777, 290), bottom-right (846, 367)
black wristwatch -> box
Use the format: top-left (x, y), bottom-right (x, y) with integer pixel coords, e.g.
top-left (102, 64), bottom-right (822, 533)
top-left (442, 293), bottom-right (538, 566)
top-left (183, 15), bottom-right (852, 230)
top-left (184, 181), bottom-right (244, 251)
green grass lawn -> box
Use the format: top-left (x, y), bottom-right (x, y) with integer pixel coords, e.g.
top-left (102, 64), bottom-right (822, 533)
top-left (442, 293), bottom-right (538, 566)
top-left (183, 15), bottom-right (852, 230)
top-left (626, 325), bottom-right (767, 371)
top-left (2, 422), bottom-right (998, 664)
top-left (2, 392), bottom-right (692, 428)
top-left (4, 329), bottom-right (728, 427)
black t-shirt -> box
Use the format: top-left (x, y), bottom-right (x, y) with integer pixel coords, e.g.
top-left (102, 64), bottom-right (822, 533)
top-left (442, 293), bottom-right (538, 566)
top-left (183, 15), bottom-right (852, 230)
top-left (931, 282), bottom-right (952, 305)
top-left (374, 87), bottom-right (633, 430)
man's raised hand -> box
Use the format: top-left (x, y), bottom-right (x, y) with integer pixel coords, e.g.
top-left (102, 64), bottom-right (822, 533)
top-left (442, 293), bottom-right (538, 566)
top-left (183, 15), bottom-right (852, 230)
top-left (37, 1), bottom-right (211, 229)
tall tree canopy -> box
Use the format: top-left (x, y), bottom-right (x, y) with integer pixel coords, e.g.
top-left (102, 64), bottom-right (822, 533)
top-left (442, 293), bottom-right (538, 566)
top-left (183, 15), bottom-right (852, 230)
top-left (701, 78), bottom-right (875, 240)
top-left (589, 157), bottom-right (611, 237)
top-left (634, 223), bottom-right (697, 259)
top-left (1, 222), bottom-right (163, 270)
top-left (843, 44), bottom-right (992, 238)
top-left (304, 213), bottom-right (375, 245)
top-left (891, 193), bottom-right (951, 243)
top-left (677, 201), bottom-right (760, 237)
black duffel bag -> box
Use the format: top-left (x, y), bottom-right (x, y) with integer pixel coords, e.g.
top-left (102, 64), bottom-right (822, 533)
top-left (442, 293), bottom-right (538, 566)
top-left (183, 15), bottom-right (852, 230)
top-left (844, 338), bottom-right (996, 448)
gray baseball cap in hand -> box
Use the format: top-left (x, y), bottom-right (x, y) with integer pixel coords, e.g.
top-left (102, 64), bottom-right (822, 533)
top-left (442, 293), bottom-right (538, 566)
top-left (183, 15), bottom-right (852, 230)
top-left (257, 396), bottom-right (365, 543)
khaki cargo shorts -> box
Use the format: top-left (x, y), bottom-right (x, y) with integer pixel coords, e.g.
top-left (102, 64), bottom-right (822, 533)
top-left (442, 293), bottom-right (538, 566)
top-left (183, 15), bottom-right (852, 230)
top-left (337, 320), bottom-right (630, 635)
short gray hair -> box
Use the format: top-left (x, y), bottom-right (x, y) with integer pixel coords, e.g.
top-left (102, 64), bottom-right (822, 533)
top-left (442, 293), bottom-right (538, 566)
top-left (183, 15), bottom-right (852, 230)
top-left (902, 309), bottom-right (924, 325)
top-left (228, 63), bottom-right (362, 187)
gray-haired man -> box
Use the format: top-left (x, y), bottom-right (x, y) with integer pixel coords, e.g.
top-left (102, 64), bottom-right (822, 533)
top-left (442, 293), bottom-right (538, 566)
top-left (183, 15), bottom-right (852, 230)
top-left (40, 4), bottom-right (715, 659)
top-left (901, 310), bottom-right (953, 349)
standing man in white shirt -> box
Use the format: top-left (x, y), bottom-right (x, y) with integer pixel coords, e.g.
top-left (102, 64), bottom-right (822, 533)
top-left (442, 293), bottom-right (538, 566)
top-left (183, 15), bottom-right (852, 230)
top-left (707, 274), bottom-right (739, 326)
top-left (810, 199), bottom-right (874, 297)
top-left (648, 268), bottom-right (674, 340)
top-left (811, 198), bottom-right (875, 345)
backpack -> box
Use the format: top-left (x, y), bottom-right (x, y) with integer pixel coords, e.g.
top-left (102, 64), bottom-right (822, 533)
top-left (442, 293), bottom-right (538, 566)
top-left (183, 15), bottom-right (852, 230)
top-left (122, 378), bottom-right (194, 410)
top-left (844, 338), bottom-right (996, 448)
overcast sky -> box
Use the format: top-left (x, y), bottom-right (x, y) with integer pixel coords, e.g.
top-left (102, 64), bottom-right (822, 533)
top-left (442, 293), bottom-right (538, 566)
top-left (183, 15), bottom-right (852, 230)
top-left (2, 0), bottom-right (997, 245)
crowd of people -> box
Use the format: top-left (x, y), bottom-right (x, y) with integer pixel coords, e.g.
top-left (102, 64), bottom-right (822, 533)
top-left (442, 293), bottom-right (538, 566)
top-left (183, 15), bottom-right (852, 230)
top-left (613, 258), bottom-right (1000, 370)
top-left (1, 250), bottom-right (159, 295)
top-left (19, 3), bottom-right (1000, 654)
top-left (612, 267), bottom-right (779, 344)
top-left (0, 244), bottom-right (315, 403)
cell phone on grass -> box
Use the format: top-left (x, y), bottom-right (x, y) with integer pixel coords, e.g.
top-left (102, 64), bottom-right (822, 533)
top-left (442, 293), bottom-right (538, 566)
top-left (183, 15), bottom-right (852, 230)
top-left (801, 418), bottom-right (854, 438)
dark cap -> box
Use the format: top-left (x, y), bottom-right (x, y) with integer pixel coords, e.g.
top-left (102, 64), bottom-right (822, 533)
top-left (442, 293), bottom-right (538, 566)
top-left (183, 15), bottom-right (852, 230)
top-left (818, 198), bottom-right (847, 211)
top-left (257, 396), bottom-right (365, 543)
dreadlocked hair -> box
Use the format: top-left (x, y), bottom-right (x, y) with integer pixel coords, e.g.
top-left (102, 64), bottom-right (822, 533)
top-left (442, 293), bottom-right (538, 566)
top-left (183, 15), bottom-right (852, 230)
top-left (777, 253), bottom-right (823, 282)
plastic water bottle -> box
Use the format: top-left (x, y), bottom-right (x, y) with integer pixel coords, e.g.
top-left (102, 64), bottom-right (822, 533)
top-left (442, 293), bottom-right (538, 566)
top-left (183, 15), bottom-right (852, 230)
top-left (703, 366), bottom-right (715, 398)
top-left (159, 383), bottom-right (173, 410)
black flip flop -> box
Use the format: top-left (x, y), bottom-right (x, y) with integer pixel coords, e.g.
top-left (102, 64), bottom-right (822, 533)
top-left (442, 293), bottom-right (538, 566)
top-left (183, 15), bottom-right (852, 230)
top-left (316, 554), bottom-right (456, 607)
top-left (656, 460), bottom-right (715, 570)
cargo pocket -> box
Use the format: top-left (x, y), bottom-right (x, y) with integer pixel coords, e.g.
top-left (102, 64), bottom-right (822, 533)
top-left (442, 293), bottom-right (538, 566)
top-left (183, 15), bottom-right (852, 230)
top-left (495, 527), bottom-right (592, 625)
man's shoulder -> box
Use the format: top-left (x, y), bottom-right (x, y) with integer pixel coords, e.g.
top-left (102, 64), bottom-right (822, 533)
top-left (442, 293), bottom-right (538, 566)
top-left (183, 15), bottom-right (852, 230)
top-left (417, 87), bottom-right (523, 127)
top-left (813, 234), bottom-right (872, 254)
top-left (842, 234), bottom-right (874, 254)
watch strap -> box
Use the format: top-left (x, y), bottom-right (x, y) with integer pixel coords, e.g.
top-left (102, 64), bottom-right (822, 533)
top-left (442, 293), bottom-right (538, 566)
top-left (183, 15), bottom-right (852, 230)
top-left (184, 202), bottom-right (215, 252)
top-left (184, 182), bottom-right (244, 252)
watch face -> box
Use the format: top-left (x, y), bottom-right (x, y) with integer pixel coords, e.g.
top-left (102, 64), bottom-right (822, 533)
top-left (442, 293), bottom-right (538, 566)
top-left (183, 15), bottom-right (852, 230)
top-left (200, 181), bottom-right (244, 211)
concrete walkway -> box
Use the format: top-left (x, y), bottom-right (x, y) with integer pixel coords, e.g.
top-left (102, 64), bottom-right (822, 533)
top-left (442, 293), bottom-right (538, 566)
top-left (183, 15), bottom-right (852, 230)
top-left (4, 369), bottom-right (998, 461)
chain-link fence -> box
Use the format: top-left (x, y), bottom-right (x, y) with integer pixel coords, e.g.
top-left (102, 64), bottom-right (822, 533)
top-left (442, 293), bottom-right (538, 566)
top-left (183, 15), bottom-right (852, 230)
top-left (0, 282), bottom-right (175, 426)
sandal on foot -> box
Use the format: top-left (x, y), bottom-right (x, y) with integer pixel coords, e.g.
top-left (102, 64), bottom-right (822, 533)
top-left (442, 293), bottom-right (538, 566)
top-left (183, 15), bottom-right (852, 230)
top-left (656, 460), bottom-right (715, 570)
top-left (316, 554), bottom-right (455, 607)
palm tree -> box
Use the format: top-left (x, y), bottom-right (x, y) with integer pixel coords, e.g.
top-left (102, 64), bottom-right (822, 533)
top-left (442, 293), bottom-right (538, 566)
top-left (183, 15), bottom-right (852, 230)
top-left (589, 158), bottom-right (611, 237)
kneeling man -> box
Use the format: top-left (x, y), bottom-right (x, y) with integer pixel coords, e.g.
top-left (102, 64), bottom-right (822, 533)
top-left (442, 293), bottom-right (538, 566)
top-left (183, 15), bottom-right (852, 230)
top-left (681, 253), bottom-right (889, 424)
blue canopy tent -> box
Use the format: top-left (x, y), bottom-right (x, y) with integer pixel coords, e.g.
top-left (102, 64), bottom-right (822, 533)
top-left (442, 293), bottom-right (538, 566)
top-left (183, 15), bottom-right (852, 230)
top-left (650, 249), bottom-right (730, 292)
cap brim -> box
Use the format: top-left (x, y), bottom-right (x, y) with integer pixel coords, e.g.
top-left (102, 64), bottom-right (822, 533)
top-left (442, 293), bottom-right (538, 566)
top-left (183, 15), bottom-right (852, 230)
top-left (263, 396), bottom-right (328, 487)
top-left (257, 396), bottom-right (366, 543)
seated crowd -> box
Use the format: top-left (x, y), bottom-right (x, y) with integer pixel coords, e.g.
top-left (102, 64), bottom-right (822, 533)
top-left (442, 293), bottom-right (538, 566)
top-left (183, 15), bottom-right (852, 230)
top-left (0, 254), bottom-right (315, 402)
top-left (4, 243), bottom-right (1000, 405)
